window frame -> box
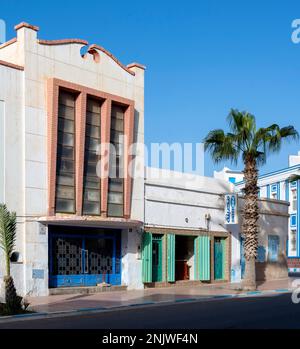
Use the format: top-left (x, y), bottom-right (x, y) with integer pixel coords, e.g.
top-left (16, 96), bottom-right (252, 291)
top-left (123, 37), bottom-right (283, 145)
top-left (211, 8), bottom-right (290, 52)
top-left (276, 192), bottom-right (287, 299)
top-left (48, 78), bottom-right (134, 218)
top-left (291, 214), bottom-right (297, 228)
top-left (82, 97), bottom-right (103, 216)
top-left (107, 103), bottom-right (126, 218)
top-left (290, 229), bottom-right (297, 253)
top-left (268, 235), bottom-right (280, 262)
top-left (55, 89), bottom-right (77, 214)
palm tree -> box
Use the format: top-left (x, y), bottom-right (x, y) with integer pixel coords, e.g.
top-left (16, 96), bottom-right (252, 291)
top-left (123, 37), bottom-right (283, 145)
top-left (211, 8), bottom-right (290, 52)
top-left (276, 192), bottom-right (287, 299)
top-left (204, 109), bottom-right (298, 290)
top-left (0, 204), bottom-right (22, 313)
top-left (288, 174), bottom-right (300, 183)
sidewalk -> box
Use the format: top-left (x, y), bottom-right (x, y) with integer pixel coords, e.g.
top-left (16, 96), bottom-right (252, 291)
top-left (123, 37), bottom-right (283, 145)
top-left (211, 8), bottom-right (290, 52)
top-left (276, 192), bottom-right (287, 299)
top-left (25, 278), bottom-right (295, 314)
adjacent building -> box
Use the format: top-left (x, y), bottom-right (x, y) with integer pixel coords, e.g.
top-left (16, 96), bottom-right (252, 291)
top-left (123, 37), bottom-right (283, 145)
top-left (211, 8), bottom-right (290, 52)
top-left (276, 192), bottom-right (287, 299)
top-left (144, 167), bottom-right (288, 286)
top-left (215, 150), bottom-right (300, 273)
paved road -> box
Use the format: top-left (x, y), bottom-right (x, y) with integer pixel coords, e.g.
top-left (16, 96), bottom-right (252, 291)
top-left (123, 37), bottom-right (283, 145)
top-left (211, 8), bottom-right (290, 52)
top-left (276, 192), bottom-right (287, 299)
top-left (1, 293), bottom-right (300, 329)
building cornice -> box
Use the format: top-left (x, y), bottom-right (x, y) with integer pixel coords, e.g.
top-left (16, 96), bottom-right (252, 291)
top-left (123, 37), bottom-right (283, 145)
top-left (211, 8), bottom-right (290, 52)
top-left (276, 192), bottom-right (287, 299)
top-left (235, 164), bottom-right (300, 186)
top-left (38, 215), bottom-right (143, 228)
top-left (88, 44), bottom-right (136, 76)
top-left (38, 38), bottom-right (89, 46)
top-left (0, 37), bottom-right (17, 49)
top-left (0, 59), bottom-right (24, 71)
top-left (14, 22), bottom-right (39, 31)
top-left (127, 62), bottom-right (146, 70)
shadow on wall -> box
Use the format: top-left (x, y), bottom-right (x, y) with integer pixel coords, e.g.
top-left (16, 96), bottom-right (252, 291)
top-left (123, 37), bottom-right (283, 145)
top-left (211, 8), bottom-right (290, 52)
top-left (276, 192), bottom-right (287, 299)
top-left (256, 253), bottom-right (288, 282)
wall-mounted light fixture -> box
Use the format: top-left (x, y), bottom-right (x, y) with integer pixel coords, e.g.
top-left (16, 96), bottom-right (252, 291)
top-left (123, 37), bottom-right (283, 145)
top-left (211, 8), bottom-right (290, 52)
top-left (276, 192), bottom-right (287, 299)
top-left (205, 213), bottom-right (211, 231)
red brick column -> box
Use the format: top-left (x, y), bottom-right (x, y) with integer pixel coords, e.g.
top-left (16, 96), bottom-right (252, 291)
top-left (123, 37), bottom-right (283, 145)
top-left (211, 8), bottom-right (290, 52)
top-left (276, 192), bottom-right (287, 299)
top-left (124, 103), bottom-right (135, 219)
top-left (75, 92), bottom-right (87, 215)
top-left (100, 99), bottom-right (112, 217)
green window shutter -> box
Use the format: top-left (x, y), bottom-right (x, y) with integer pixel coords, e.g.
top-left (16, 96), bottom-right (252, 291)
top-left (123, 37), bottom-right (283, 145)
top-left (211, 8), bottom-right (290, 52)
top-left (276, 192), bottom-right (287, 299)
top-left (142, 232), bottom-right (152, 283)
top-left (221, 238), bottom-right (226, 279)
top-left (167, 234), bottom-right (175, 282)
top-left (195, 236), bottom-right (210, 281)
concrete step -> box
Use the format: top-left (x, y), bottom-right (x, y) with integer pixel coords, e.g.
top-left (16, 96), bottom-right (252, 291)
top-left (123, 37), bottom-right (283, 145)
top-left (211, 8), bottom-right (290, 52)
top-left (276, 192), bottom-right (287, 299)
top-left (49, 285), bottom-right (127, 296)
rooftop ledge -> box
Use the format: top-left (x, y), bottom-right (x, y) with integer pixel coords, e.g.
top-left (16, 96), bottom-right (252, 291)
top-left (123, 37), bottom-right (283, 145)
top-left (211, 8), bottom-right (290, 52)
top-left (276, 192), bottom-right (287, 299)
top-left (14, 22), bottom-right (39, 31)
top-left (127, 62), bottom-right (146, 70)
top-left (38, 38), bottom-right (89, 46)
top-left (37, 215), bottom-right (143, 228)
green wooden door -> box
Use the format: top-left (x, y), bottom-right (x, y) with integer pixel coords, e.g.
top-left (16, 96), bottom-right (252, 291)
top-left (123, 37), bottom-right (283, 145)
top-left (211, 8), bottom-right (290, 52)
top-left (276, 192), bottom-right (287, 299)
top-left (152, 235), bottom-right (163, 282)
top-left (167, 234), bottom-right (175, 282)
top-left (142, 232), bottom-right (152, 283)
top-left (194, 236), bottom-right (210, 281)
top-left (214, 238), bottom-right (225, 280)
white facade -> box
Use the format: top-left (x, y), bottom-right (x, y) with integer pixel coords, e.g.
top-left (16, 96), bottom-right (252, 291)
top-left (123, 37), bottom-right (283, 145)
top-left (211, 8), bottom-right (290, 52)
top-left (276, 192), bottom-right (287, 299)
top-left (145, 167), bottom-right (289, 283)
top-left (288, 151), bottom-right (300, 167)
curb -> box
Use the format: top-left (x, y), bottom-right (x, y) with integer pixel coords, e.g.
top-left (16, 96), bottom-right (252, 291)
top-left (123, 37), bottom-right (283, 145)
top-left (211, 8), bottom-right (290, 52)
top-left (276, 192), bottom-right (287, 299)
top-left (0, 288), bottom-right (292, 324)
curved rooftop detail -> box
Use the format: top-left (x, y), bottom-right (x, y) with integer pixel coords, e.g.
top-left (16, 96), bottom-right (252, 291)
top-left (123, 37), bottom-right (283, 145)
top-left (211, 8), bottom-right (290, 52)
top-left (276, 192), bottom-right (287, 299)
top-left (38, 39), bottom-right (89, 46)
top-left (87, 44), bottom-right (135, 76)
top-left (0, 22), bottom-right (145, 77)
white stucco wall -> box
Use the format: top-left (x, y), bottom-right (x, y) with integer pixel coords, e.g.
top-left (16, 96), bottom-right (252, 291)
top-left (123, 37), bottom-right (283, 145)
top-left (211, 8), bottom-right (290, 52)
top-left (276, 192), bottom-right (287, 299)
top-left (230, 197), bottom-right (289, 282)
top-left (0, 23), bottom-right (145, 296)
top-left (289, 151), bottom-right (300, 167)
top-left (145, 167), bottom-right (239, 281)
top-left (0, 64), bottom-right (24, 299)
top-left (121, 229), bottom-right (143, 290)
top-left (145, 167), bottom-right (234, 232)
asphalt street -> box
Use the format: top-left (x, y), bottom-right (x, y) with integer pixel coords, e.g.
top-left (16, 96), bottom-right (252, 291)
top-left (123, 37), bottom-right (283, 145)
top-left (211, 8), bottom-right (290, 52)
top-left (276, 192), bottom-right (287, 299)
top-left (0, 292), bottom-right (300, 329)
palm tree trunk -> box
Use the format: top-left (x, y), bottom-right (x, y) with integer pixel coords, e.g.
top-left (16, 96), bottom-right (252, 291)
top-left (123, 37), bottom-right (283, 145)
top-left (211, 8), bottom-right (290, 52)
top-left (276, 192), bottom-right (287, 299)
top-left (6, 253), bottom-right (10, 277)
top-left (242, 155), bottom-right (259, 290)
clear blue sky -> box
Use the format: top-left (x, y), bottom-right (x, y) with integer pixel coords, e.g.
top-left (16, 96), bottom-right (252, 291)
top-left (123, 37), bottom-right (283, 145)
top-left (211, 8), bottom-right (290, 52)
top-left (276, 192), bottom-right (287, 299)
top-left (2, 0), bottom-right (300, 176)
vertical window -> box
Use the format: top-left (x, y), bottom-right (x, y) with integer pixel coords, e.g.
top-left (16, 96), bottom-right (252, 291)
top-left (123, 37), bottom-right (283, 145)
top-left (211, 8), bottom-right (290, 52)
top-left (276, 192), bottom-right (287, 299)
top-left (291, 181), bottom-right (297, 188)
top-left (292, 189), bottom-right (297, 212)
top-left (291, 214), bottom-right (297, 227)
top-left (82, 98), bottom-right (101, 215)
top-left (290, 229), bottom-right (297, 253)
top-left (271, 184), bottom-right (278, 200)
top-left (268, 235), bottom-right (279, 262)
top-left (229, 177), bottom-right (236, 184)
top-left (55, 91), bottom-right (76, 213)
top-left (108, 105), bottom-right (124, 217)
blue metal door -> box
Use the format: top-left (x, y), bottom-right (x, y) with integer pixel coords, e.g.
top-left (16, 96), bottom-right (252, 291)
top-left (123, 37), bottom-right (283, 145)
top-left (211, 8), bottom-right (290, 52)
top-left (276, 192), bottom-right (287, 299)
top-left (49, 229), bottom-right (121, 288)
top-left (84, 237), bottom-right (120, 286)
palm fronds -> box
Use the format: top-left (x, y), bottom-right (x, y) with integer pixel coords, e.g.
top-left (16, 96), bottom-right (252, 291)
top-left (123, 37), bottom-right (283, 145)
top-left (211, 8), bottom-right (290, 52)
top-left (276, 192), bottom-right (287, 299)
top-left (0, 204), bottom-right (17, 276)
top-left (204, 109), bottom-right (299, 167)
